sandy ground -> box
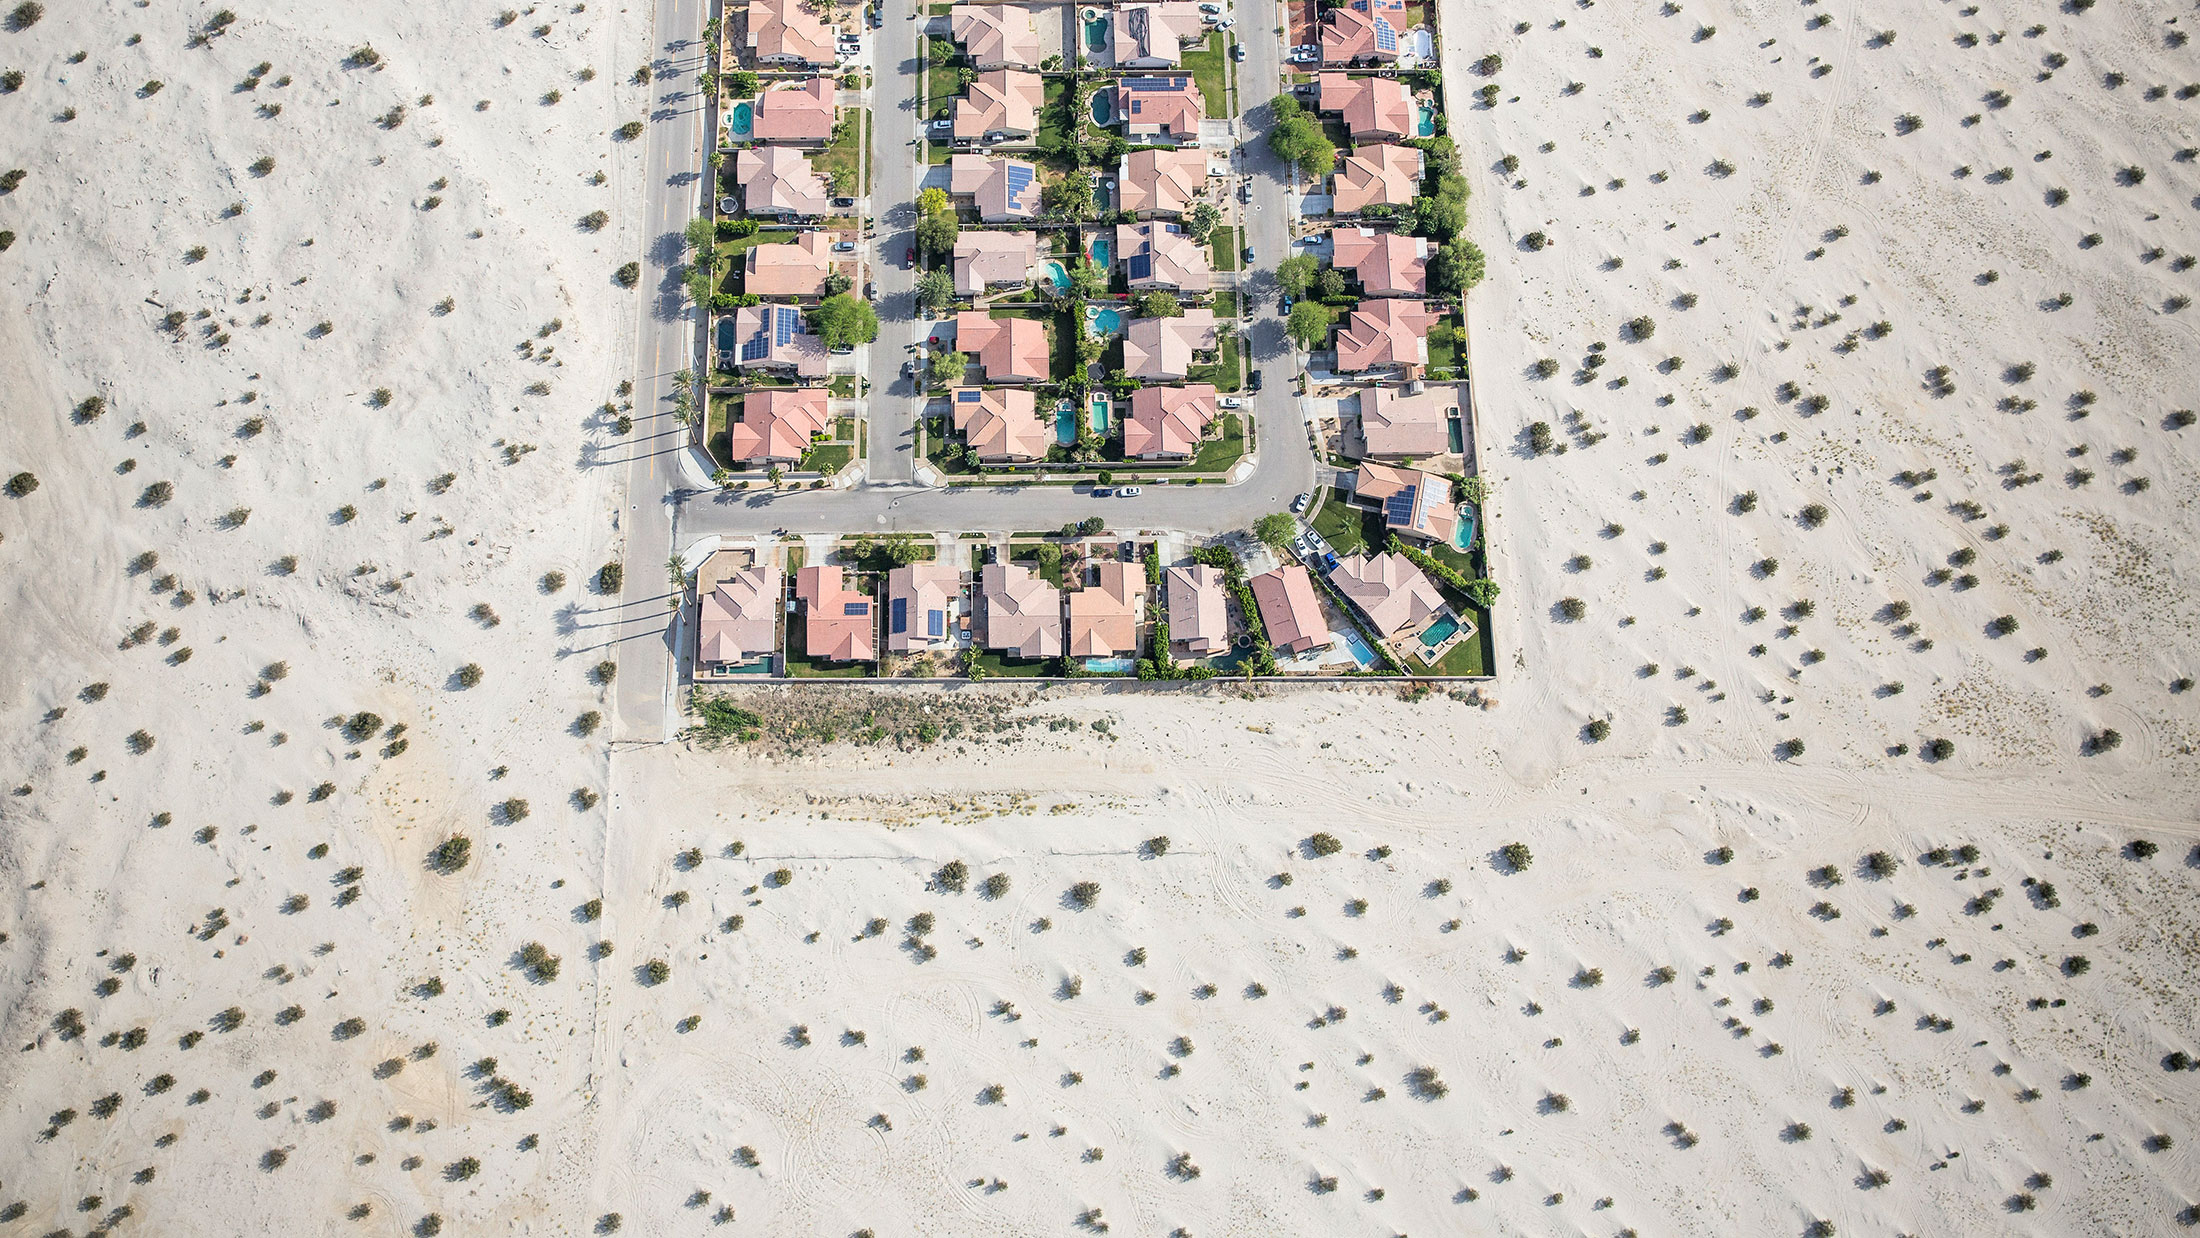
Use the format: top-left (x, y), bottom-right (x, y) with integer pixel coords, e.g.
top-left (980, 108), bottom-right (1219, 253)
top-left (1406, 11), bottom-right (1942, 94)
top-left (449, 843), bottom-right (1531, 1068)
top-left (3, 0), bottom-right (2200, 1234)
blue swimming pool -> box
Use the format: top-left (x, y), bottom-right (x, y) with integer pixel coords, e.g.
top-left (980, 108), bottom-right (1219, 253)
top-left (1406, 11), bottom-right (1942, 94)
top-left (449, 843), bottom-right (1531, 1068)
top-left (1083, 15), bottom-right (1108, 53)
top-left (1056, 399), bottom-right (1080, 444)
top-left (1089, 234), bottom-right (1113, 268)
top-left (1090, 88), bottom-right (1115, 124)
top-left (1340, 629), bottom-right (1376, 667)
top-left (1416, 104), bottom-right (1436, 137)
top-left (1092, 307), bottom-right (1122, 334)
top-left (1042, 259), bottom-right (1071, 291)
top-left (1419, 615), bottom-right (1460, 648)
top-left (1453, 505), bottom-right (1477, 551)
top-left (1090, 395), bottom-right (1111, 431)
top-left (729, 101), bottom-right (754, 137)
top-left (1084, 656), bottom-right (1136, 674)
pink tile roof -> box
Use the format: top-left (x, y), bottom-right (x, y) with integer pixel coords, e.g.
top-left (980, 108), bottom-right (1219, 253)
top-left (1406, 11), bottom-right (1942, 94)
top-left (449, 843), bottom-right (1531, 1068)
top-left (1317, 72), bottom-right (1416, 142)
top-left (1110, 3), bottom-right (1207, 66)
top-left (1115, 221), bottom-right (1212, 291)
top-left (949, 4), bottom-right (1042, 68)
top-left (726, 387), bottom-right (831, 462)
top-left (887, 561), bottom-right (964, 653)
top-left (748, 0), bottom-right (835, 66)
top-left (1331, 552), bottom-right (1444, 637)
top-left (949, 385), bottom-right (1051, 461)
top-left (1320, 6), bottom-right (1402, 65)
top-left (1122, 308), bottom-right (1217, 380)
top-left (1123, 383), bottom-right (1218, 458)
top-left (1250, 564), bottom-right (1333, 654)
top-left (951, 229), bottom-right (1039, 295)
top-left (953, 310), bottom-right (1050, 383)
top-left (1354, 461), bottom-right (1457, 544)
top-left (1357, 384), bottom-right (1460, 458)
top-left (1331, 144), bottom-right (1422, 213)
top-left (748, 77), bottom-right (838, 142)
top-left (1164, 564), bottom-right (1228, 653)
top-left (980, 562), bottom-right (1063, 658)
top-left (699, 565), bottom-right (782, 665)
top-left (1330, 227), bottom-right (1429, 296)
top-left (954, 69), bottom-right (1043, 141)
top-left (796, 564), bottom-right (876, 662)
top-left (724, 304), bottom-right (829, 377)
top-left (1116, 77), bottom-right (1204, 141)
top-left (735, 145), bottom-right (828, 217)
top-left (948, 153), bottom-right (1041, 221)
top-left (1117, 148), bottom-right (1210, 217)
top-left (744, 231), bottom-right (837, 299)
top-left (1335, 299), bottom-right (1437, 373)
top-left (1067, 561), bottom-right (1145, 657)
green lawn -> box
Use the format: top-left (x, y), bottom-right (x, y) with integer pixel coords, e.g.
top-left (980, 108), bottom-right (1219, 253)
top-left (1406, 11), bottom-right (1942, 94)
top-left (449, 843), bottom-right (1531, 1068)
top-left (815, 107), bottom-right (868, 197)
top-left (1214, 290), bottom-right (1239, 318)
top-left (828, 375), bottom-right (858, 397)
top-left (1210, 224), bottom-right (1240, 272)
top-left (1181, 32), bottom-right (1230, 117)
top-left (706, 393), bottom-right (736, 468)
top-left (1186, 332), bottom-right (1240, 391)
top-left (1309, 486), bottom-right (1384, 556)
top-left (1322, 118), bottom-right (1353, 149)
top-left (1037, 78), bottom-right (1071, 162)
top-left (1188, 412), bottom-right (1244, 473)
top-left (926, 39), bottom-right (963, 121)
top-left (718, 232), bottom-right (794, 294)
top-left (1428, 315), bottom-right (1462, 377)
top-left (1419, 610), bottom-right (1493, 677)
top-left (968, 648), bottom-right (1049, 677)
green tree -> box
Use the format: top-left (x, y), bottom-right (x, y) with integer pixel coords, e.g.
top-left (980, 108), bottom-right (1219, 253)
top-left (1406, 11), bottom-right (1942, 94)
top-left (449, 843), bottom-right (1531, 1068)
top-left (931, 350), bottom-right (969, 383)
top-left (1286, 301), bottom-right (1335, 350)
top-left (917, 267), bottom-right (956, 313)
top-left (1254, 512), bottom-right (1296, 547)
top-left (1409, 193), bottom-right (1466, 241)
top-left (1181, 201), bottom-right (1222, 242)
top-left (1276, 254), bottom-right (1320, 297)
top-left (1270, 92), bottom-right (1302, 121)
top-left (726, 70), bottom-right (759, 98)
top-left (684, 265), bottom-right (714, 305)
top-left (1316, 267), bottom-right (1347, 299)
top-left (1429, 241), bottom-right (1486, 294)
top-left (809, 294), bottom-right (879, 348)
top-left (1068, 261), bottom-right (1108, 299)
top-left (1043, 170), bottom-right (1094, 218)
top-left (1419, 134), bottom-right (1461, 179)
top-left (916, 186), bottom-right (952, 216)
top-left (1269, 115), bottom-right (1334, 178)
top-left (683, 216), bottom-right (715, 252)
top-left (915, 211), bottom-right (960, 257)
top-left (1134, 291), bottom-right (1182, 319)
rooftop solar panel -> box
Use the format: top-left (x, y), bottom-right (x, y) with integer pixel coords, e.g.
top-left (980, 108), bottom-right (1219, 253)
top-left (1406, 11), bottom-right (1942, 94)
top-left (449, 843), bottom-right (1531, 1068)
top-left (957, 389), bottom-right (981, 402)
top-left (1383, 487), bottom-right (1417, 525)
top-left (890, 597), bottom-right (908, 634)
top-left (773, 306), bottom-right (797, 346)
top-left (1373, 17), bottom-right (1396, 51)
top-left (927, 609), bottom-right (945, 638)
top-left (843, 601), bottom-right (869, 616)
top-left (1127, 254), bottom-right (1152, 280)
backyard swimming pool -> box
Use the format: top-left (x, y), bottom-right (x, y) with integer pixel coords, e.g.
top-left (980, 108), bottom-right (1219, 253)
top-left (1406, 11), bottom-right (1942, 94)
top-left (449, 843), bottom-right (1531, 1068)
top-left (728, 101), bottom-right (754, 137)
top-left (1453, 505), bottom-right (1477, 551)
top-left (1090, 305), bottom-right (1122, 334)
top-left (1041, 260), bottom-right (1071, 292)
top-left (1083, 15), bottom-right (1109, 53)
top-left (1089, 234), bottom-right (1114, 268)
top-left (1090, 394), bottom-right (1111, 431)
top-left (1340, 629), bottom-right (1377, 667)
top-left (1416, 104), bottom-right (1436, 136)
top-left (1419, 615), bottom-right (1460, 648)
top-left (1090, 89), bottom-right (1114, 124)
top-left (1084, 657), bottom-right (1136, 674)
top-left (1055, 399), bottom-right (1080, 444)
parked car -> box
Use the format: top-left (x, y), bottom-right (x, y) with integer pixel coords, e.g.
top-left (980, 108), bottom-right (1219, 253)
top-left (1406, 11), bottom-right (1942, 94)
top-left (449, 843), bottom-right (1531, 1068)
top-left (1248, 370), bottom-right (1264, 391)
top-left (905, 246), bottom-right (916, 267)
top-left (864, 282), bottom-right (875, 299)
top-left (1218, 396), bottom-right (1243, 409)
top-left (1237, 181), bottom-right (1251, 203)
top-left (1241, 245), bottom-right (1254, 264)
top-left (869, 7), bottom-right (882, 27)
top-left (929, 117), bottom-right (953, 130)
top-left (1290, 491), bottom-right (1311, 513)
top-left (902, 360), bottom-right (918, 377)
top-left (1291, 533), bottom-right (1312, 557)
top-left (830, 344), bottom-right (855, 355)
top-left (1214, 17), bottom-right (1233, 28)
top-left (832, 196), bottom-right (856, 207)
top-left (832, 240), bottom-right (856, 252)
top-left (1231, 42), bottom-right (1247, 61)
top-left (1197, 2), bottom-right (1223, 12)
top-left (1118, 486), bottom-right (1144, 498)
top-left (1306, 531), bottom-right (1333, 557)
top-left (1090, 487), bottom-right (1114, 497)
top-left (1279, 293), bottom-right (1294, 312)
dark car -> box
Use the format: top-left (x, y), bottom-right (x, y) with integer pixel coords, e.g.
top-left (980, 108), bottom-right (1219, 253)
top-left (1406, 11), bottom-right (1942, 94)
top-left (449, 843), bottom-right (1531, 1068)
top-left (1231, 43), bottom-right (1246, 61)
top-left (905, 246), bottom-right (916, 267)
top-left (1090, 487), bottom-right (1114, 497)
top-left (1248, 370), bottom-right (1264, 391)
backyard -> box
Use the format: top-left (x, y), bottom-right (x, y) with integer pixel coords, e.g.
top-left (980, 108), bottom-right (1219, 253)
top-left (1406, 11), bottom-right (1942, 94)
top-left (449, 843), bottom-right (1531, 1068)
top-left (785, 602), bottom-right (879, 678)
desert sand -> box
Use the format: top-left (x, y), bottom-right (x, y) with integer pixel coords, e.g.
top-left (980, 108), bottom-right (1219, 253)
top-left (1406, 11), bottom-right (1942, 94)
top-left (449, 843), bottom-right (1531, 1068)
top-left (3, 0), bottom-right (2199, 1234)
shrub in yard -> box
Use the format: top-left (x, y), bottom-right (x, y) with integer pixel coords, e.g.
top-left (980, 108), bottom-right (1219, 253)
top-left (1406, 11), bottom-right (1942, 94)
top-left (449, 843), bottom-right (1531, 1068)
top-left (598, 561), bottom-right (623, 593)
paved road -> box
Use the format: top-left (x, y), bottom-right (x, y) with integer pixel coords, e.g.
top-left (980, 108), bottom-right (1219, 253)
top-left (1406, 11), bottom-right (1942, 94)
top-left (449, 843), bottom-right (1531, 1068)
top-left (865, 0), bottom-right (927, 481)
top-left (610, 0), bottom-right (710, 739)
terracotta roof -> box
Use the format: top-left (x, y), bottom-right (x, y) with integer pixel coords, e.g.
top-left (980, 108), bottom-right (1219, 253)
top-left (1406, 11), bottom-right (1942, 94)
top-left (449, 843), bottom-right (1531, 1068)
top-left (1319, 6), bottom-right (1402, 65)
top-left (1122, 308), bottom-right (1217, 380)
top-left (1330, 227), bottom-right (1429, 296)
top-left (1335, 299), bottom-right (1437, 373)
top-left (948, 153), bottom-right (1040, 221)
top-left (954, 69), bottom-right (1043, 141)
top-left (1332, 144), bottom-right (1422, 213)
top-left (1250, 564), bottom-right (1333, 654)
top-left (1117, 148), bottom-right (1210, 217)
top-left (744, 231), bottom-right (838, 299)
top-left (1164, 564), bottom-right (1228, 653)
top-left (796, 564), bottom-right (876, 662)
top-left (1123, 383), bottom-right (1218, 458)
top-left (949, 4), bottom-right (1041, 68)
top-left (748, 0), bottom-right (835, 66)
top-left (1357, 384), bottom-right (1459, 458)
top-left (886, 561), bottom-right (964, 653)
top-left (1354, 461), bottom-right (1457, 544)
top-left (1317, 72), bottom-right (1416, 142)
top-left (721, 305), bottom-right (829, 378)
top-left (1067, 561), bottom-right (1145, 657)
top-left (1330, 552), bottom-right (1444, 637)
top-left (1115, 76), bottom-right (1204, 141)
top-left (1109, 3), bottom-right (1207, 66)
top-left (980, 562), bottom-right (1063, 658)
top-left (952, 310), bottom-right (1050, 382)
top-left (725, 386), bottom-right (831, 461)
top-left (749, 77), bottom-right (838, 142)
top-left (735, 145), bottom-right (828, 217)
top-left (949, 385), bottom-right (1051, 460)
top-left (951, 229), bottom-right (1039, 295)
top-left (1115, 221), bottom-right (1212, 291)
top-left (699, 565), bottom-right (783, 664)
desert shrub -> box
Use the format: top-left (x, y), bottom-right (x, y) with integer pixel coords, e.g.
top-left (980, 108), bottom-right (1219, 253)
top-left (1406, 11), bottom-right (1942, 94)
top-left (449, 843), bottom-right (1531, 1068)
top-left (1308, 832), bottom-right (1343, 857)
top-left (456, 663), bottom-right (483, 688)
top-left (1500, 842), bottom-right (1533, 871)
top-left (933, 859), bottom-right (968, 893)
top-left (644, 959), bottom-right (670, 984)
top-left (598, 561), bottom-right (623, 592)
top-left (1067, 880), bottom-right (1101, 909)
top-left (429, 836), bottom-right (472, 873)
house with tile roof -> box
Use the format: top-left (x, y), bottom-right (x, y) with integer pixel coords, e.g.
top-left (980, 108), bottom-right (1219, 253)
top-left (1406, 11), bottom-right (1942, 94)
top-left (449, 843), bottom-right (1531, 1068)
top-left (979, 562), bottom-right (1064, 659)
top-left (725, 386), bottom-right (832, 462)
top-left (719, 305), bottom-right (829, 379)
top-left (744, 231), bottom-right (838, 300)
top-left (886, 562), bottom-right (966, 655)
top-left (734, 145), bottom-right (829, 219)
top-left (1334, 299), bottom-right (1437, 374)
top-left (747, 0), bottom-right (836, 68)
top-left (1116, 148), bottom-right (1210, 218)
top-left (1114, 76), bottom-right (1205, 143)
top-left (1250, 564), bottom-right (1333, 654)
top-left (1067, 561), bottom-right (1145, 657)
top-left (748, 77), bottom-right (838, 143)
top-left (953, 70), bottom-right (1044, 144)
top-left (951, 229), bottom-right (1039, 295)
top-left (1331, 144), bottom-right (1423, 215)
top-left (1122, 308), bottom-right (1218, 381)
top-left (1316, 72), bottom-right (1417, 143)
top-left (952, 310), bottom-right (1051, 383)
top-left (1109, 2), bottom-right (1208, 68)
top-left (949, 4), bottom-right (1042, 69)
top-left (1115, 220), bottom-right (1212, 292)
top-left (795, 564), bottom-right (876, 662)
top-left (1352, 461), bottom-right (1458, 546)
top-left (1123, 384), bottom-right (1218, 459)
top-left (1164, 564), bottom-right (1228, 655)
top-left (697, 561), bottom-right (783, 672)
top-left (1330, 552), bottom-right (1445, 637)
top-left (1330, 227), bottom-right (1430, 296)
top-left (949, 386), bottom-right (1052, 461)
top-left (1319, 5), bottom-right (1403, 66)
top-left (948, 154), bottom-right (1041, 222)
top-left (1356, 384), bottom-right (1461, 459)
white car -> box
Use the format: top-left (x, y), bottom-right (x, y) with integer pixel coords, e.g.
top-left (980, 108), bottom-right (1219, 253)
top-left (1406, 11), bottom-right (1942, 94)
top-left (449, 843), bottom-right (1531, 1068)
top-left (1198, 2), bottom-right (1223, 12)
top-left (1214, 17), bottom-right (1233, 28)
top-left (1118, 486), bottom-right (1144, 497)
top-left (1218, 396), bottom-right (1242, 409)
